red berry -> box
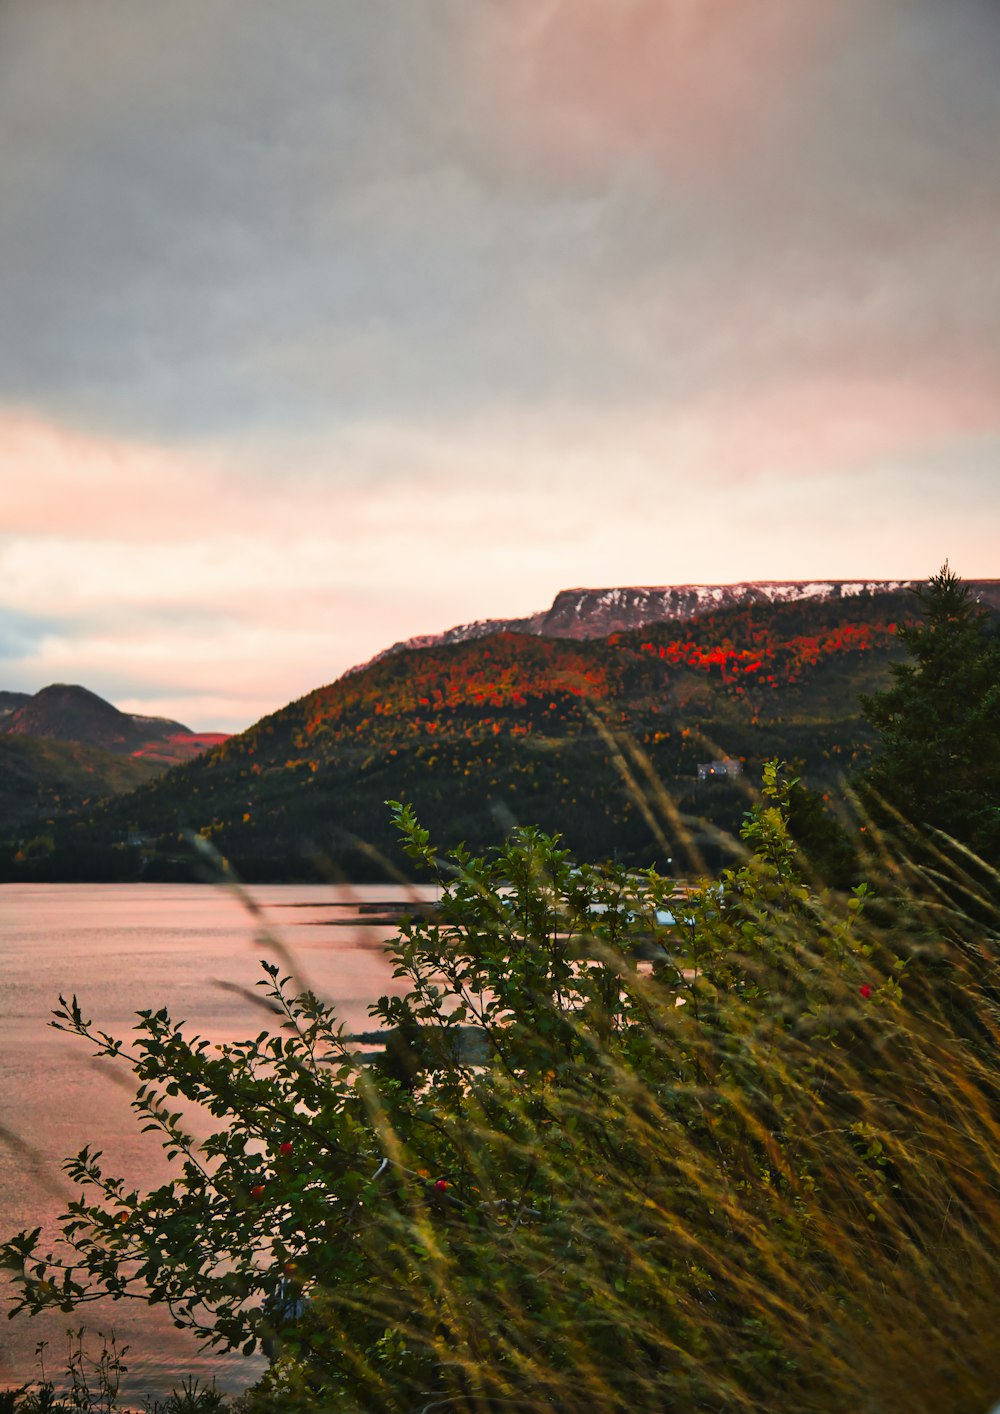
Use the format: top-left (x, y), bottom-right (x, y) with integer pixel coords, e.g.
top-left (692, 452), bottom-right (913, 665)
top-left (279, 1141), bottom-right (293, 1156)
top-left (250, 1184), bottom-right (266, 1199)
top-left (859, 984), bottom-right (873, 1000)
top-left (434, 1179), bottom-right (449, 1192)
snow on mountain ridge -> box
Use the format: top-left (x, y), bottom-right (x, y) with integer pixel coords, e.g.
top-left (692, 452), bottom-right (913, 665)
top-left (347, 579), bottom-right (949, 676)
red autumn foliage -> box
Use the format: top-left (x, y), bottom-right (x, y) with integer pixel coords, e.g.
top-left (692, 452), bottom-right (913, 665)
top-left (215, 600), bottom-right (918, 763)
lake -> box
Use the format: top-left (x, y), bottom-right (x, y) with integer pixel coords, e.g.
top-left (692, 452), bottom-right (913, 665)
top-left (0, 882), bottom-right (434, 1403)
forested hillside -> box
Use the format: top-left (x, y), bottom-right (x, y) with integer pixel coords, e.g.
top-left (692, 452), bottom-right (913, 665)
top-left (0, 735), bottom-right (164, 836)
top-left (2, 591), bottom-right (932, 881)
top-left (0, 684), bottom-right (229, 832)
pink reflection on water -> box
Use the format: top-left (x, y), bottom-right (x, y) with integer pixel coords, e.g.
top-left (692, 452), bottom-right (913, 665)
top-left (0, 882), bottom-right (434, 1400)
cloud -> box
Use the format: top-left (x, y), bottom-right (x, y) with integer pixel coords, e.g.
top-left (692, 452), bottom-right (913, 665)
top-left (0, 2), bottom-right (998, 728)
top-left (2, 381), bottom-right (997, 730)
top-left (1, 0), bottom-right (998, 445)
top-left (0, 412), bottom-right (231, 540)
top-left (465, 0), bottom-right (847, 180)
top-left (0, 609), bottom-right (64, 664)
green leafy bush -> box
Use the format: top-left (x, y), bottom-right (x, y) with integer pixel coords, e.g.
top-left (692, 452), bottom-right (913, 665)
top-left (4, 771), bottom-right (999, 1412)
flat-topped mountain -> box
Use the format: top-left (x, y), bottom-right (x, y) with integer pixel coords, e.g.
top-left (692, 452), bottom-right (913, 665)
top-left (14, 584), bottom-right (948, 881)
top-left (355, 580), bottom-right (1000, 671)
top-left (9, 578), bottom-right (998, 881)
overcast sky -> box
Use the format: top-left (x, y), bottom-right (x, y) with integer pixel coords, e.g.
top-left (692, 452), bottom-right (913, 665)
top-left (2, 0), bottom-right (999, 731)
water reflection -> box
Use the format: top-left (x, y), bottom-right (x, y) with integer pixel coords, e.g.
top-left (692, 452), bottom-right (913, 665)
top-left (0, 882), bottom-right (433, 1400)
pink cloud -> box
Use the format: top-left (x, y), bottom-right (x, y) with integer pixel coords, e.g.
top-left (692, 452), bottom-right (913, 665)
top-left (2, 374), bottom-right (996, 732)
top-left (0, 409), bottom-right (397, 545)
top-left (0, 409), bottom-right (231, 539)
top-left (466, 0), bottom-right (848, 179)
top-left (674, 367), bottom-right (1000, 485)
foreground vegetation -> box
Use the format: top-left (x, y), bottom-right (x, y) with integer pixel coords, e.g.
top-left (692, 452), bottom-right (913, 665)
top-left (3, 761), bottom-right (999, 1411)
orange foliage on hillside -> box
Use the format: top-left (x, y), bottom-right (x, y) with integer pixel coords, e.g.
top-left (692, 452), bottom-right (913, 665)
top-left (232, 606), bottom-right (913, 761)
top-left (295, 634), bottom-right (610, 741)
top-left (632, 618), bottom-right (899, 687)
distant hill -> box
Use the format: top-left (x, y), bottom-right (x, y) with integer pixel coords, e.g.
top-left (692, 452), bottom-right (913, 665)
top-left (0, 690), bottom-right (32, 719)
top-left (0, 684), bottom-right (229, 835)
top-left (352, 579), bottom-right (1000, 671)
top-left (0, 735), bottom-right (165, 835)
top-left (11, 585), bottom-right (964, 882)
top-left (2, 683), bottom-right (228, 762)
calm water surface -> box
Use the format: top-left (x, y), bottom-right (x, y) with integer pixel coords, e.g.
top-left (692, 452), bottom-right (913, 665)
top-left (0, 882), bottom-right (433, 1401)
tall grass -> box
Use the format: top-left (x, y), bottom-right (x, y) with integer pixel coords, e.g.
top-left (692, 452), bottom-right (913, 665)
top-left (250, 802), bottom-right (998, 1411)
top-left (4, 766), bottom-right (999, 1413)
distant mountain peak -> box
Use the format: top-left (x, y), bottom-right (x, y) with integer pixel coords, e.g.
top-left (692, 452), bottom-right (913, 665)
top-left (1, 683), bottom-right (227, 763)
top-left (351, 578), bottom-right (1000, 675)
top-left (5, 683), bottom-right (142, 749)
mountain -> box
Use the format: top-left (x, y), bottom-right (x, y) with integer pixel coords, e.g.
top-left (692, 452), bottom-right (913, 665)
top-left (352, 580), bottom-right (1000, 671)
top-left (11, 585), bottom-right (962, 882)
top-left (0, 690), bottom-right (32, 719)
top-left (2, 683), bottom-right (229, 764)
top-left (5, 683), bottom-right (185, 752)
top-left (0, 684), bottom-right (229, 836)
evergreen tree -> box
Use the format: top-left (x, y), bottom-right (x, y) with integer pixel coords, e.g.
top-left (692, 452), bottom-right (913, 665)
top-left (860, 564), bottom-right (1000, 862)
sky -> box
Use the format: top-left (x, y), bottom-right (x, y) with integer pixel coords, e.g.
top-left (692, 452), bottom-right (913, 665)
top-left (1, 0), bottom-right (999, 732)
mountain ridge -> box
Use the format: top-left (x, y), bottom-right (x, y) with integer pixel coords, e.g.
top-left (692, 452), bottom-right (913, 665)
top-left (0, 690), bottom-right (32, 718)
top-left (351, 579), bottom-right (1000, 673)
top-left (8, 581), bottom-right (999, 880)
top-left (2, 683), bottom-right (229, 762)
top-left (9, 586), bottom-right (938, 880)
top-left (0, 684), bottom-right (230, 832)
